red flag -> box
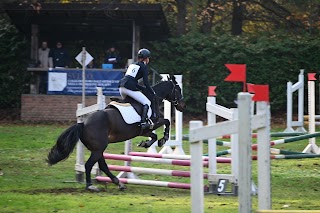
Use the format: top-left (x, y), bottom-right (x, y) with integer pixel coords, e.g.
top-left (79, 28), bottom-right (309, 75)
top-left (251, 85), bottom-right (269, 102)
top-left (308, 73), bottom-right (316, 81)
top-left (208, 86), bottom-right (217, 96)
top-left (224, 64), bottom-right (246, 82)
top-left (247, 83), bottom-right (255, 93)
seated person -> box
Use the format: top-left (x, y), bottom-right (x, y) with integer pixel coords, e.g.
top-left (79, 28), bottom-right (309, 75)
top-left (104, 46), bottom-right (121, 68)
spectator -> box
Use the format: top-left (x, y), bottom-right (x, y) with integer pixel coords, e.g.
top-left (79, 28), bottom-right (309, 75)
top-left (38, 41), bottom-right (50, 94)
top-left (38, 41), bottom-right (50, 68)
top-left (49, 41), bottom-right (69, 68)
top-left (104, 45), bottom-right (121, 68)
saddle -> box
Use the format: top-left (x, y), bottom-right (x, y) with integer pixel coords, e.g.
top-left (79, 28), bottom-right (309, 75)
top-left (108, 96), bottom-right (144, 115)
top-left (106, 96), bottom-right (158, 126)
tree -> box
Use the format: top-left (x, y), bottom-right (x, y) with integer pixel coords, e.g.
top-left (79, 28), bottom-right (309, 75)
top-left (231, 0), bottom-right (243, 35)
top-left (176, 0), bottom-right (187, 36)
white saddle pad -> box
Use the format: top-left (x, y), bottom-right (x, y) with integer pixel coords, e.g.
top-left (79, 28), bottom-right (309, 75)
top-left (109, 101), bottom-right (151, 124)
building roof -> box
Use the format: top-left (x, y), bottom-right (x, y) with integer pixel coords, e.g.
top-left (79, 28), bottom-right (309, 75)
top-left (3, 2), bottom-right (169, 41)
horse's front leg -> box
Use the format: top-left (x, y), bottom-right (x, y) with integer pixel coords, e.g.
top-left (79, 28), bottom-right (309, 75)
top-left (157, 118), bottom-right (170, 147)
top-left (137, 132), bottom-right (157, 148)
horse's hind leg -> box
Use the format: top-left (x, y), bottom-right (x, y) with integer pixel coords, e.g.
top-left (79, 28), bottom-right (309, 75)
top-left (98, 157), bottom-right (126, 190)
top-left (85, 151), bottom-right (103, 192)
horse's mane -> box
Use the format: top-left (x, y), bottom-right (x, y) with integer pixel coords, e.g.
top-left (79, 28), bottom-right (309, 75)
top-left (152, 79), bottom-right (172, 91)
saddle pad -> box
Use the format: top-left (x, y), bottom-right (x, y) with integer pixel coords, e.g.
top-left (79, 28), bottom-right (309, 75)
top-left (109, 101), bottom-right (141, 124)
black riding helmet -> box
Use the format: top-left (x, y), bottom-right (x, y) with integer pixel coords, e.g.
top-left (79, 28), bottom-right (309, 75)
top-left (137, 48), bottom-right (151, 59)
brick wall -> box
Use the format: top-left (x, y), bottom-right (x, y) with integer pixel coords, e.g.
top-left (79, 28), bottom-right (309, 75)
top-left (21, 94), bottom-right (110, 121)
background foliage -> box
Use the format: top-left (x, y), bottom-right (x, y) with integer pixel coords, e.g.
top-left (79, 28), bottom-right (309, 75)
top-left (149, 32), bottom-right (320, 113)
top-left (0, 15), bottom-right (29, 109)
top-left (1, 0), bottom-right (320, 115)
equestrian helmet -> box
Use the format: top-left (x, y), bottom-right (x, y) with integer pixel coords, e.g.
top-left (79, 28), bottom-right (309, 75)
top-left (137, 48), bottom-right (151, 59)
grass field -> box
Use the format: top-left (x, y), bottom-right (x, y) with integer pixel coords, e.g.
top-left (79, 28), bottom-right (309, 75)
top-left (0, 123), bottom-right (320, 213)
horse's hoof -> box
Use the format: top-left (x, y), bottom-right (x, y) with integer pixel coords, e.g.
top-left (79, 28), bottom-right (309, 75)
top-left (86, 185), bottom-right (100, 192)
top-left (137, 141), bottom-right (149, 148)
top-left (118, 183), bottom-right (127, 191)
top-left (158, 138), bottom-right (166, 147)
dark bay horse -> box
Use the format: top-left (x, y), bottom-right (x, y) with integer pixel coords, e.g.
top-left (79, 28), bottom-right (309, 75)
top-left (47, 75), bottom-right (186, 191)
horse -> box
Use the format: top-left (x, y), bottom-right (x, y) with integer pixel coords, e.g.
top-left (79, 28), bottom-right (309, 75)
top-left (46, 75), bottom-right (186, 191)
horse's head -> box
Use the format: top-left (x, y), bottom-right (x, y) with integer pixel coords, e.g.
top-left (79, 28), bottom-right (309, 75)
top-left (165, 74), bottom-right (186, 112)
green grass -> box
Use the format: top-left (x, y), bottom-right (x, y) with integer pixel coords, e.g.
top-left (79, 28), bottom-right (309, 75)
top-left (0, 124), bottom-right (320, 212)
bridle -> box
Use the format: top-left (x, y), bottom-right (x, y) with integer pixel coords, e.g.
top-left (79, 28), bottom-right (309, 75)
top-left (168, 80), bottom-right (183, 106)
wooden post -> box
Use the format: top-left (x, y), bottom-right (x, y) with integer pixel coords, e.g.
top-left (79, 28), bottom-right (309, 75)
top-left (30, 24), bottom-right (39, 94)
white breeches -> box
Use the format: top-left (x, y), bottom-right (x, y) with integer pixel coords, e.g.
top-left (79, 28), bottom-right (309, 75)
top-left (119, 87), bottom-right (152, 118)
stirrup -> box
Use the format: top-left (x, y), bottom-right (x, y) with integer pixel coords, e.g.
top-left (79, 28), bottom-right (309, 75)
top-left (140, 121), bottom-right (150, 130)
top-left (140, 119), bottom-right (154, 130)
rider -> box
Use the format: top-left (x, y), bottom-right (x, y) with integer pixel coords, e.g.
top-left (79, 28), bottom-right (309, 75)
top-left (119, 48), bottom-right (157, 129)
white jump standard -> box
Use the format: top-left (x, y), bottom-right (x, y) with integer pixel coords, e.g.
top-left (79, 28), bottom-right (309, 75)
top-left (189, 92), bottom-right (271, 213)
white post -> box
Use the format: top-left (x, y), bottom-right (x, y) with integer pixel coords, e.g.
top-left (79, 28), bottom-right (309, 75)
top-left (190, 120), bottom-right (204, 213)
top-left (285, 70), bottom-right (306, 133)
top-left (75, 103), bottom-right (85, 182)
top-left (207, 96), bottom-right (216, 179)
top-left (230, 109), bottom-right (239, 187)
top-left (81, 47), bottom-right (86, 107)
top-left (173, 75), bottom-right (184, 155)
top-left (297, 70), bottom-right (305, 132)
top-left (303, 80), bottom-right (319, 153)
top-left (309, 80), bottom-right (315, 146)
top-left (285, 81), bottom-right (294, 132)
top-left (257, 101), bottom-right (272, 210)
top-left (237, 93), bottom-right (252, 213)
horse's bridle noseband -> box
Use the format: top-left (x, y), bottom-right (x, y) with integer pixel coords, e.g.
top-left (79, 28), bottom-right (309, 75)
top-left (169, 81), bottom-right (183, 106)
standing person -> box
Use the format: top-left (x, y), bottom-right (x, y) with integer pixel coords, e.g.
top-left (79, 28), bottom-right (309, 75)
top-left (38, 41), bottom-right (50, 93)
top-left (38, 41), bottom-right (50, 68)
top-left (119, 48), bottom-right (157, 129)
top-left (49, 41), bottom-right (70, 68)
top-left (104, 45), bottom-right (121, 68)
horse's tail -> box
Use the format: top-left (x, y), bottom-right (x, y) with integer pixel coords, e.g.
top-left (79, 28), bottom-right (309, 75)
top-left (46, 123), bottom-right (84, 166)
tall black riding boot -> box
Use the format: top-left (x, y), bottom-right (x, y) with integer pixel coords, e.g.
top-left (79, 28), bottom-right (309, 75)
top-left (140, 104), bottom-right (150, 130)
top-left (150, 97), bottom-right (159, 121)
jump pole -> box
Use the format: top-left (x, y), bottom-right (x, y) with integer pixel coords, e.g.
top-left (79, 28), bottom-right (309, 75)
top-left (107, 165), bottom-right (209, 178)
top-left (128, 151), bottom-right (232, 163)
top-left (103, 153), bottom-right (209, 167)
top-left (303, 73), bottom-right (320, 154)
top-left (147, 74), bottom-right (184, 155)
top-left (96, 176), bottom-right (191, 189)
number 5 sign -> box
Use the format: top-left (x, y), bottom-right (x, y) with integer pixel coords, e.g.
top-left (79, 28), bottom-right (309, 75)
top-left (217, 179), bottom-right (229, 193)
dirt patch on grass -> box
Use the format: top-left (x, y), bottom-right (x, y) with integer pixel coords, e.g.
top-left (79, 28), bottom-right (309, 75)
top-left (9, 187), bottom-right (109, 195)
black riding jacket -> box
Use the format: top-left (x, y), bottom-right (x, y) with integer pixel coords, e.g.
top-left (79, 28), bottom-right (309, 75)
top-left (119, 61), bottom-right (155, 95)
